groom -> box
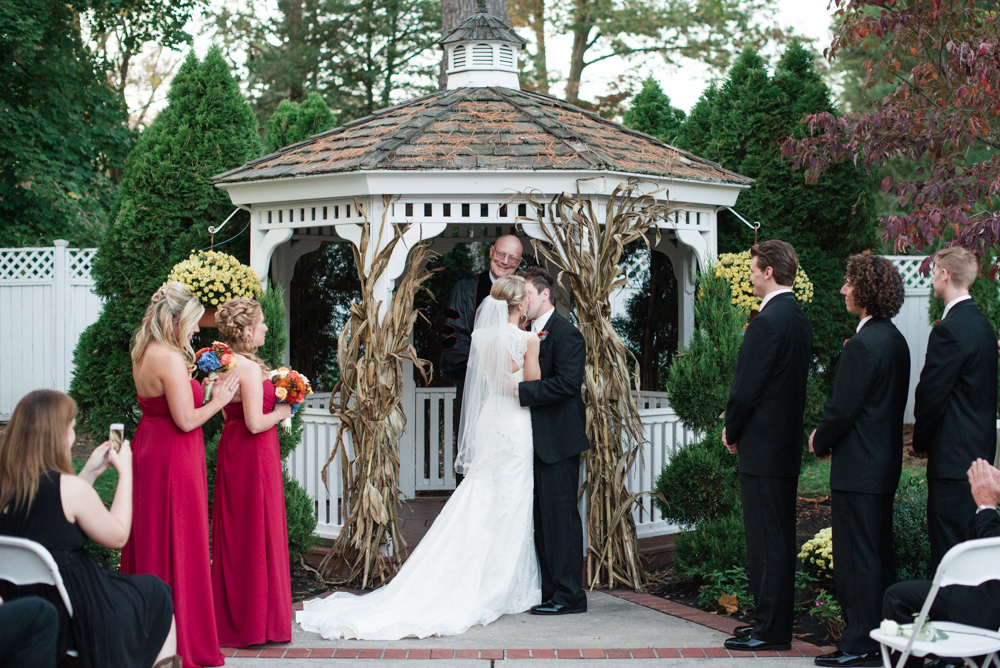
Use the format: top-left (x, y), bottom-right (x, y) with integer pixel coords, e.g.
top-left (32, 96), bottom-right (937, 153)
top-left (517, 266), bottom-right (589, 615)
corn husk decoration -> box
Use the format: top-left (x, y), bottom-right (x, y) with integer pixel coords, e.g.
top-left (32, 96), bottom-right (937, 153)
top-left (318, 197), bottom-right (434, 589)
top-left (517, 179), bottom-right (671, 591)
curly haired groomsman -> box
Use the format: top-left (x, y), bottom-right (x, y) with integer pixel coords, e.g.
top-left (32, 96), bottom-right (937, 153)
top-left (911, 246), bottom-right (998, 570)
top-left (722, 240), bottom-right (812, 653)
top-left (809, 253), bottom-right (910, 668)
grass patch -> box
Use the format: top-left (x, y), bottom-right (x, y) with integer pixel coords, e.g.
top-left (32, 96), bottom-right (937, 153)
top-left (798, 457), bottom-right (925, 498)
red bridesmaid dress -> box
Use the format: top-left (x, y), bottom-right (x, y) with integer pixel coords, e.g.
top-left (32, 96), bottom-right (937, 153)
top-left (211, 378), bottom-right (292, 647)
top-left (121, 379), bottom-right (224, 668)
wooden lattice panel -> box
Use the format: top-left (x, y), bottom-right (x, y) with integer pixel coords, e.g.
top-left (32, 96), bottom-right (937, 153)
top-left (69, 249), bottom-right (97, 283)
top-left (887, 255), bottom-right (932, 292)
top-left (0, 249), bottom-right (54, 283)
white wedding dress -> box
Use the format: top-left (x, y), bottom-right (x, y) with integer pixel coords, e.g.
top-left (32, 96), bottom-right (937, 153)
top-left (296, 318), bottom-right (541, 640)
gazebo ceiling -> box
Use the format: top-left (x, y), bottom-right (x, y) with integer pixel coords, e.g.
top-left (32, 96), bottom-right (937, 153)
top-left (213, 86), bottom-right (752, 187)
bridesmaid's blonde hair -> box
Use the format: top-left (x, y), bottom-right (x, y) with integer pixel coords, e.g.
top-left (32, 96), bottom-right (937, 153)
top-left (491, 275), bottom-right (527, 315)
top-left (215, 298), bottom-right (268, 372)
top-left (0, 390), bottom-right (76, 513)
top-left (131, 282), bottom-right (203, 373)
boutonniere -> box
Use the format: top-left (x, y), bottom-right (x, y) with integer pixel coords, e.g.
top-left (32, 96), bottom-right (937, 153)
top-left (538, 330), bottom-right (549, 341)
top-left (932, 319), bottom-right (941, 326)
top-left (843, 338), bottom-right (850, 349)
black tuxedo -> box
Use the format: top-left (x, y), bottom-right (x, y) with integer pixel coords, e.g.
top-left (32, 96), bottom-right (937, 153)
top-left (913, 299), bottom-right (998, 567)
top-left (519, 310), bottom-right (589, 610)
top-left (883, 508), bottom-right (1000, 668)
top-left (725, 291), bottom-right (812, 644)
top-left (813, 317), bottom-right (910, 655)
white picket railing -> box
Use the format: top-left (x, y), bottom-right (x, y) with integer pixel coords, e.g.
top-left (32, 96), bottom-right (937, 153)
top-left (295, 388), bottom-right (695, 540)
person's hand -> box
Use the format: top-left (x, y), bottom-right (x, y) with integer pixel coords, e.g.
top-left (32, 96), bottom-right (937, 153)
top-left (79, 442), bottom-right (112, 484)
top-left (905, 438), bottom-right (927, 459)
top-left (275, 402), bottom-right (293, 420)
top-left (107, 438), bottom-right (132, 475)
top-left (211, 372), bottom-right (240, 406)
top-left (722, 427), bottom-right (737, 455)
top-left (808, 429), bottom-right (830, 461)
top-left (201, 376), bottom-right (213, 393)
top-left (968, 458), bottom-right (1000, 508)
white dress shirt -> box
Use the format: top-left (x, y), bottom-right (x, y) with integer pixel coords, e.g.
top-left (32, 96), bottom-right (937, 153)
top-left (759, 288), bottom-right (793, 311)
top-left (942, 294), bottom-right (972, 319)
top-left (856, 315), bottom-right (873, 333)
top-left (531, 307), bottom-right (555, 333)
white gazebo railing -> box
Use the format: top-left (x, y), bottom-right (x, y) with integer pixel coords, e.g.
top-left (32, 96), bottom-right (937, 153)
top-left (292, 389), bottom-right (696, 540)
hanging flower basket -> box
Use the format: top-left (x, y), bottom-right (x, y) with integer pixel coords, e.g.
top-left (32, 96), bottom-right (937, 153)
top-left (166, 250), bottom-right (262, 327)
top-left (715, 250), bottom-right (814, 314)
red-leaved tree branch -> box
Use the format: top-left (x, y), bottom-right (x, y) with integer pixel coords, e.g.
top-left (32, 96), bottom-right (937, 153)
top-left (781, 0), bottom-right (1000, 274)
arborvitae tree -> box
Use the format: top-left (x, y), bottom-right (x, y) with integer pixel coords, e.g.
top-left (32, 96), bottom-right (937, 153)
top-left (70, 47), bottom-right (263, 435)
top-left (676, 43), bottom-right (879, 390)
top-left (622, 77), bottom-right (686, 144)
top-left (262, 92), bottom-right (336, 155)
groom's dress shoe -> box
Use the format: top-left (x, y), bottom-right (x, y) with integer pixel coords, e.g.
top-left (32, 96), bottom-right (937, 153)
top-left (732, 625), bottom-right (753, 638)
top-left (529, 602), bottom-right (586, 615)
top-left (813, 650), bottom-right (882, 667)
top-left (723, 636), bottom-right (792, 652)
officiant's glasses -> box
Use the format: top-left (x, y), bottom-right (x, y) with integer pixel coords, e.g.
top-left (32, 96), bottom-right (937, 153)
top-left (493, 250), bottom-right (522, 265)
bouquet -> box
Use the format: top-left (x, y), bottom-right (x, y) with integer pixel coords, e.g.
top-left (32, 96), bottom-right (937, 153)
top-left (195, 342), bottom-right (237, 403)
top-left (270, 367), bottom-right (313, 433)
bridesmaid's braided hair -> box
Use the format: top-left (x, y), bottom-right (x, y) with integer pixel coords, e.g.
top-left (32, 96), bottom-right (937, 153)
top-left (215, 298), bottom-right (269, 373)
top-left (131, 282), bottom-right (203, 374)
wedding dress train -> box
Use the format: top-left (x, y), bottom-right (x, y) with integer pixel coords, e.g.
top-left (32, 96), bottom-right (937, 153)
top-left (296, 321), bottom-right (541, 640)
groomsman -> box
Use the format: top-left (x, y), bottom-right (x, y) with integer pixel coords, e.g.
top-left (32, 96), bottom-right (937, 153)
top-left (911, 246), bottom-right (998, 569)
top-left (881, 459), bottom-right (1000, 668)
top-left (722, 240), bottom-right (812, 653)
top-left (808, 252), bottom-right (910, 668)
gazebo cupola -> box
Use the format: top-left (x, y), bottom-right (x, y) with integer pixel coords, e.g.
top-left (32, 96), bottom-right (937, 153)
top-left (439, 0), bottom-right (527, 90)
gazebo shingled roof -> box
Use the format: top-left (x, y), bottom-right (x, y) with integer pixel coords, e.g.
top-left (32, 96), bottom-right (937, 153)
top-left (213, 87), bottom-right (752, 186)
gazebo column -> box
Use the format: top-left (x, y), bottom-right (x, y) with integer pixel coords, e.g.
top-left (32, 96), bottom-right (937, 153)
top-left (271, 239), bottom-right (323, 364)
top-left (250, 212), bottom-right (293, 289)
top-left (336, 201), bottom-right (448, 498)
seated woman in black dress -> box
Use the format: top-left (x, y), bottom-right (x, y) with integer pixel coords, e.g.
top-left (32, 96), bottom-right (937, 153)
top-left (0, 390), bottom-right (179, 668)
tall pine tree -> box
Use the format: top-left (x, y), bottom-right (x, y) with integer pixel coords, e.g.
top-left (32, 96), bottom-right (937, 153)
top-left (676, 42), bottom-right (879, 388)
top-left (71, 47), bottom-right (262, 434)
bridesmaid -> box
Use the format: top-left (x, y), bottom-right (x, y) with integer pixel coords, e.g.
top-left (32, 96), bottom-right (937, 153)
top-left (211, 298), bottom-right (293, 647)
top-left (124, 282), bottom-right (239, 668)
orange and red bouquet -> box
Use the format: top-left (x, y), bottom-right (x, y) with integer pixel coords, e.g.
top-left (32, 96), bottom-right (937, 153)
top-left (270, 367), bottom-right (313, 432)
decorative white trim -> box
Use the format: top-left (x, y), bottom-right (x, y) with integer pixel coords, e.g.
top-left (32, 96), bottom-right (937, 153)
top-left (445, 41), bottom-right (521, 89)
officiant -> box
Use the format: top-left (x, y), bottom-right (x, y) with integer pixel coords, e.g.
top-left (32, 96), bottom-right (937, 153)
top-left (441, 234), bottom-right (524, 482)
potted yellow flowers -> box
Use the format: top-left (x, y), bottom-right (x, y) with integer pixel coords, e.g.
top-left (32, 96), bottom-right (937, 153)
top-left (714, 251), bottom-right (813, 329)
top-left (166, 250), bottom-right (262, 327)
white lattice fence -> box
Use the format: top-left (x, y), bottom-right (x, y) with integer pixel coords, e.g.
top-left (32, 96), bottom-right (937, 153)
top-left (886, 256), bottom-right (933, 422)
top-left (0, 242), bottom-right (103, 419)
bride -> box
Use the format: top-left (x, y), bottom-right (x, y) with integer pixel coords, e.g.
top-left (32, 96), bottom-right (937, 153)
top-left (297, 275), bottom-right (542, 640)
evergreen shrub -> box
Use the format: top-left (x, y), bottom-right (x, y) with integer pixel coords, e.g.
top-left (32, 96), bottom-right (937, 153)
top-left (674, 510), bottom-right (748, 583)
top-left (893, 477), bottom-right (931, 582)
top-left (654, 426), bottom-right (738, 525)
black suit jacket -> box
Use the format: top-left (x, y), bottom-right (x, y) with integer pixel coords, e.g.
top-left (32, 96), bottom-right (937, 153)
top-left (726, 292), bottom-right (813, 478)
top-left (913, 300), bottom-right (998, 480)
top-left (441, 271), bottom-right (493, 377)
top-left (518, 310), bottom-right (590, 463)
top-left (813, 318), bottom-right (911, 494)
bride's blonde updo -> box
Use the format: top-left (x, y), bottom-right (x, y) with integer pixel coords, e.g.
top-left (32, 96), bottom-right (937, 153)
top-left (491, 275), bottom-right (527, 315)
top-left (131, 282), bottom-right (204, 373)
top-left (215, 298), bottom-right (268, 372)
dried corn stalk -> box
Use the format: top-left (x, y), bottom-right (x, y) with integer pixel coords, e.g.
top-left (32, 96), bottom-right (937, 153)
top-left (519, 179), bottom-right (672, 590)
top-left (319, 197), bottom-right (433, 588)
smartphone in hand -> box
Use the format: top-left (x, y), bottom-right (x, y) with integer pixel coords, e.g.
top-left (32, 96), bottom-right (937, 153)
top-left (109, 424), bottom-right (125, 453)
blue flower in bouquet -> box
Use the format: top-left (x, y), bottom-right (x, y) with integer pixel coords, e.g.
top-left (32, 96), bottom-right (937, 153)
top-left (197, 354), bottom-right (222, 373)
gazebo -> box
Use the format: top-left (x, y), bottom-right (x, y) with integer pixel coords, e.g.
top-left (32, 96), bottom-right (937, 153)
top-left (213, 4), bottom-right (751, 538)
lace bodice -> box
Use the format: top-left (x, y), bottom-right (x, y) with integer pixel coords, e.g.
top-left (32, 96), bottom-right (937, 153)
top-left (504, 323), bottom-right (532, 371)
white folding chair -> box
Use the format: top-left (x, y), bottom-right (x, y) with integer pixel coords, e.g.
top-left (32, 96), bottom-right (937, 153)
top-left (870, 536), bottom-right (1000, 668)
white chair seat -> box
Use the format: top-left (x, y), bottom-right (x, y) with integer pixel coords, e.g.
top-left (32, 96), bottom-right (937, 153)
top-left (871, 622), bottom-right (1000, 659)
